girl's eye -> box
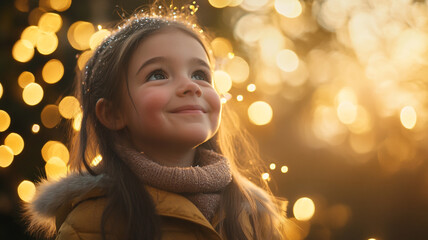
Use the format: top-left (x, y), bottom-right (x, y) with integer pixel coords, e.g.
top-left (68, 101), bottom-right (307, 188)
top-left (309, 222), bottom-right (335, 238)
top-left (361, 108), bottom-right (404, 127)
top-left (147, 70), bottom-right (167, 81)
top-left (191, 70), bottom-right (210, 82)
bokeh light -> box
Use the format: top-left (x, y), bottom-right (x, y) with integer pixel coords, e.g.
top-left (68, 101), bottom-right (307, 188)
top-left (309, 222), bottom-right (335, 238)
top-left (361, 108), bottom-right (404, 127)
top-left (262, 172), bottom-right (270, 180)
top-left (22, 83), bottom-right (44, 106)
top-left (0, 83), bottom-right (3, 99)
top-left (58, 96), bottom-right (81, 119)
top-left (400, 106), bottom-right (417, 129)
top-left (270, 163), bottom-right (276, 170)
top-left (42, 59), bottom-right (64, 84)
top-left (213, 70), bottom-right (232, 94)
top-left (247, 83), bottom-right (256, 92)
top-left (17, 180), bottom-right (36, 203)
top-left (208, 0), bottom-right (231, 8)
top-left (18, 71), bottom-right (35, 88)
top-left (0, 110), bottom-right (11, 132)
top-left (224, 56), bottom-right (250, 84)
top-left (276, 49), bottom-right (299, 72)
top-left (41, 141), bottom-right (69, 164)
top-left (4, 133), bottom-right (24, 155)
top-left (274, 0), bottom-right (303, 18)
top-left (38, 12), bottom-right (62, 33)
top-left (14, 0), bottom-right (30, 12)
top-left (77, 50), bottom-right (93, 70)
top-left (211, 37), bottom-right (233, 58)
top-left (293, 197), bottom-right (315, 221)
top-left (12, 39), bottom-right (34, 63)
top-left (41, 105), bottom-right (61, 128)
top-left (49, 0), bottom-right (72, 12)
top-left (89, 29), bottom-right (111, 50)
top-left (21, 26), bottom-right (39, 47)
top-left (36, 31), bottom-right (58, 55)
top-left (281, 165), bottom-right (288, 173)
top-left (248, 101), bottom-right (273, 125)
top-left (0, 145), bottom-right (14, 168)
top-left (67, 21), bottom-right (95, 50)
top-left (32, 124), bottom-right (40, 133)
top-left (45, 157), bottom-right (67, 180)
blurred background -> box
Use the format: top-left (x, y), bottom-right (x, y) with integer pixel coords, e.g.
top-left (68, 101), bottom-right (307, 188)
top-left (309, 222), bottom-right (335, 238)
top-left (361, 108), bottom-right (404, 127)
top-left (1, 0), bottom-right (428, 239)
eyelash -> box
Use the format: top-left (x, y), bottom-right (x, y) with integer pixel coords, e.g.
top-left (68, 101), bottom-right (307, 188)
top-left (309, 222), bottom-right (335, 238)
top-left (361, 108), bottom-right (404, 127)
top-left (146, 69), bottom-right (211, 83)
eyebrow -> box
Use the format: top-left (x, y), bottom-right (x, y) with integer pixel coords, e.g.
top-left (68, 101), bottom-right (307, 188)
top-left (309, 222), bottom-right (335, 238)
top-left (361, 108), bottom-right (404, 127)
top-left (136, 57), bottom-right (211, 75)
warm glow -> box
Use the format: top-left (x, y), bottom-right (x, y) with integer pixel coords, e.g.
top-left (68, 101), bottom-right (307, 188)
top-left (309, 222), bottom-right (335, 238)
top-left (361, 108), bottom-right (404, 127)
top-left (270, 163), bottom-right (276, 170)
top-left (49, 0), bottom-right (72, 12)
top-left (247, 83), bottom-right (256, 92)
top-left (17, 180), bottom-right (36, 203)
top-left (235, 14), bottom-right (265, 44)
top-left (213, 70), bottom-right (232, 94)
top-left (21, 26), bottom-right (39, 47)
top-left (36, 31), bottom-right (58, 55)
top-left (41, 105), bottom-right (61, 128)
top-left (4, 133), bottom-right (24, 155)
top-left (12, 39), bottom-right (34, 63)
top-left (32, 124), bottom-right (40, 133)
top-left (400, 106), bottom-right (417, 129)
top-left (0, 83), bottom-right (3, 99)
top-left (337, 101), bottom-right (358, 125)
top-left (281, 165), bottom-right (288, 173)
top-left (45, 157), bottom-right (67, 180)
top-left (28, 7), bottom-right (45, 26)
top-left (91, 154), bottom-right (103, 166)
top-left (208, 0), bottom-right (231, 8)
top-left (248, 101), bottom-right (273, 125)
top-left (348, 106), bottom-right (372, 134)
top-left (73, 111), bottom-right (82, 131)
top-left (42, 59), bottom-right (64, 84)
top-left (225, 56), bottom-right (250, 84)
top-left (262, 172), bottom-right (270, 180)
top-left (237, 95), bottom-right (243, 101)
top-left (15, 0), bottom-right (30, 12)
top-left (77, 50), bottom-right (93, 70)
top-left (58, 96), bottom-right (81, 119)
top-left (211, 37), bottom-right (233, 58)
top-left (38, 12), bottom-right (62, 33)
top-left (41, 141), bottom-right (69, 163)
top-left (293, 197), bottom-right (315, 221)
top-left (89, 29), bottom-right (111, 50)
top-left (0, 145), bottom-right (14, 168)
top-left (274, 0), bottom-right (303, 18)
top-left (276, 49), bottom-right (299, 72)
top-left (240, 0), bottom-right (269, 11)
top-left (228, 0), bottom-right (244, 7)
top-left (18, 71), bottom-right (35, 88)
top-left (0, 110), bottom-right (11, 132)
top-left (22, 83), bottom-right (44, 106)
top-left (67, 21), bottom-right (95, 50)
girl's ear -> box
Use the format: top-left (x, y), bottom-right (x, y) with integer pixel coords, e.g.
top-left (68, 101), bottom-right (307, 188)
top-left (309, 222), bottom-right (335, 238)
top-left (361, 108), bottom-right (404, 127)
top-left (95, 98), bottom-right (126, 130)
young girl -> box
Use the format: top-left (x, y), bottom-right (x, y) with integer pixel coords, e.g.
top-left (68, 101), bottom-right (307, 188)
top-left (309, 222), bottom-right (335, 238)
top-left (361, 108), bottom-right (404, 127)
top-left (24, 4), bottom-right (287, 240)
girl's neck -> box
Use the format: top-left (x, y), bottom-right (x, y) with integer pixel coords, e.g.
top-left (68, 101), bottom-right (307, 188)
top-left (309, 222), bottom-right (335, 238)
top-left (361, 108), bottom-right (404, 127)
top-left (136, 144), bottom-right (196, 167)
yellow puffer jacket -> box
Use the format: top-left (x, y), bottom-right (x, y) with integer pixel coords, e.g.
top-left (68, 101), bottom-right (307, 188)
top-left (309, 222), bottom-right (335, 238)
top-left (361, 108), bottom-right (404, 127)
top-left (24, 174), bottom-right (222, 240)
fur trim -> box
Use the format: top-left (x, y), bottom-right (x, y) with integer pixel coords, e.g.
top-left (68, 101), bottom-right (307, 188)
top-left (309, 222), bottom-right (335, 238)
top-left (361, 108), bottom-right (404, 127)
top-left (22, 173), bottom-right (106, 238)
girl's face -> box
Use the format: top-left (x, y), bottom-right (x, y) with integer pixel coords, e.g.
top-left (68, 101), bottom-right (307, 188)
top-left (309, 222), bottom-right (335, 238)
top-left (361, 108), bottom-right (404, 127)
top-left (120, 28), bottom-right (221, 151)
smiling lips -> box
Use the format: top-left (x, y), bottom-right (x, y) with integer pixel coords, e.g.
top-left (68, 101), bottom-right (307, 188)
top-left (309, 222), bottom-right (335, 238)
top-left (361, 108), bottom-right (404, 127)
top-left (170, 105), bottom-right (206, 113)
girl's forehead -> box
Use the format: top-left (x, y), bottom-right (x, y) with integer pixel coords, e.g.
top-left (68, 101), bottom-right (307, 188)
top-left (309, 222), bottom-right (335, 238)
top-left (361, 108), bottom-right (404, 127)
top-left (129, 29), bottom-right (210, 71)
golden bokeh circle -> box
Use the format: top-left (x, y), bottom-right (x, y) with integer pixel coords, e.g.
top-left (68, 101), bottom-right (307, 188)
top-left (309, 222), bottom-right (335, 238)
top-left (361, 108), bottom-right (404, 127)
top-left (22, 83), bottom-right (44, 106)
top-left (42, 59), bottom-right (64, 84)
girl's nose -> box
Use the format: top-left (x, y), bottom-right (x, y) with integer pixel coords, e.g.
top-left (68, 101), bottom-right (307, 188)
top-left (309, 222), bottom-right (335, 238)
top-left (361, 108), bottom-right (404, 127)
top-left (176, 78), bottom-right (202, 97)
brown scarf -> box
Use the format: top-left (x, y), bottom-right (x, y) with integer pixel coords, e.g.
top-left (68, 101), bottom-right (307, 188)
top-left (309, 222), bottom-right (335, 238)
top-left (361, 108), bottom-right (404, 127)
top-left (114, 145), bottom-right (232, 221)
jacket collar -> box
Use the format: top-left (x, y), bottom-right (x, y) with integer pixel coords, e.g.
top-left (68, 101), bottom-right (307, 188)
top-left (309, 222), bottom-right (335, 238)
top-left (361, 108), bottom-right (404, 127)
top-left (24, 173), bottom-right (221, 238)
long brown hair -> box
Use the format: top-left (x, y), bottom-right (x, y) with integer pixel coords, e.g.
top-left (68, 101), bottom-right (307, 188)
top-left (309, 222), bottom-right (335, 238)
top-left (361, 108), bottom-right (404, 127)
top-left (70, 4), bottom-right (287, 240)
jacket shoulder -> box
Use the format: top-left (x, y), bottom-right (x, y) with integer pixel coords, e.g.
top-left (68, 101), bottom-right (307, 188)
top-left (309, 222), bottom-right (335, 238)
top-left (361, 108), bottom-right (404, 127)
top-left (22, 173), bottom-right (109, 238)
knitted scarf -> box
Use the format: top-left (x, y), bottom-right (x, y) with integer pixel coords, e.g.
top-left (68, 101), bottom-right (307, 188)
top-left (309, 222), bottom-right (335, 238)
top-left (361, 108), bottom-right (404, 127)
top-left (114, 145), bottom-right (232, 221)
